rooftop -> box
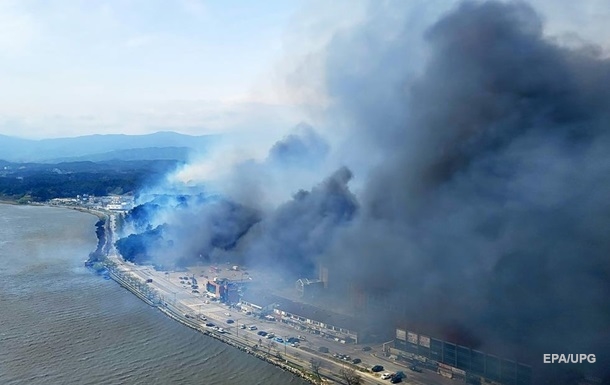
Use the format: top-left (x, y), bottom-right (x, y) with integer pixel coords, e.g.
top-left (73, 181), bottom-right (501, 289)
top-left (241, 289), bottom-right (362, 332)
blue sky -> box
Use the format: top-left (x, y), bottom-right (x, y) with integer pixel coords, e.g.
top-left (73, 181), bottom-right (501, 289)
top-left (0, 0), bottom-right (607, 139)
top-left (0, 0), bottom-right (310, 138)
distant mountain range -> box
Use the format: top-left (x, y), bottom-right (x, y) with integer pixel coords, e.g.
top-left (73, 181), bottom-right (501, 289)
top-left (0, 131), bottom-right (218, 162)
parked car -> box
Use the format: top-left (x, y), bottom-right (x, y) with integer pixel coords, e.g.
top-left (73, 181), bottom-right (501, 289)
top-left (257, 331), bottom-right (268, 336)
top-left (371, 365), bottom-right (384, 372)
top-left (249, 325), bottom-right (257, 330)
top-left (362, 346), bottom-right (372, 351)
top-left (391, 371), bottom-right (406, 383)
top-left (352, 358), bottom-right (362, 364)
top-left (409, 365), bottom-right (422, 372)
top-left (381, 372), bottom-right (392, 380)
top-left (226, 319), bottom-right (234, 324)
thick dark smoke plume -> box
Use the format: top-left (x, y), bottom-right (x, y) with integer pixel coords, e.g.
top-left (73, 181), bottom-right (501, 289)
top-left (116, 1), bottom-right (610, 382)
top-left (320, 1), bottom-right (610, 382)
top-left (232, 166), bottom-right (357, 277)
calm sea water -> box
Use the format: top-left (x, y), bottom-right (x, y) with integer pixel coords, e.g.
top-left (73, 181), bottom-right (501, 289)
top-left (0, 204), bottom-right (308, 385)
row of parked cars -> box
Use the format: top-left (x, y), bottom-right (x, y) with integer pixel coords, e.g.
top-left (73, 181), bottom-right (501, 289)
top-left (254, 331), bottom-right (302, 346)
top-left (380, 370), bottom-right (406, 383)
top-left (332, 353), bottom-right (362, 364)
top-left (204, 322), bottom-right (227, 334)
top-left (376, 365), bottom-right (421, 383)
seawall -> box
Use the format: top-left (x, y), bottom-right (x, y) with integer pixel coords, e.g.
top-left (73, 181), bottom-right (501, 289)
top-left (104, 263), bottom-right (319, 384)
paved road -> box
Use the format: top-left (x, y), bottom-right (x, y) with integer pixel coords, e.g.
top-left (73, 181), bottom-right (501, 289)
top-left (104, 217), bottom-right (454, 385)
top-left (107, 263), bottom-right (454, 385)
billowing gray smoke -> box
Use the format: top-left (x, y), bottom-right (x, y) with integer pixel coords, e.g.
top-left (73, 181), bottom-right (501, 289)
top-left (212, 122), bottom-right (334, 211)
top-left (117, 1), bottom-right (610, 382)
top-left (320, 1), bottom-right (610, 382)
top-left (233, 166), bottom-right (357, 277)
top-left (119, 125), bottom-right (354, 276)
top-left (117, 194), bottom-right (261, 267)
top-left (267, 122), bottom-right (330, 167)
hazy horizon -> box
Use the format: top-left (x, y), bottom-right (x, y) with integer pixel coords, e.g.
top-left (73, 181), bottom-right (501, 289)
top-left (1, 0), bottom-right (609, 142)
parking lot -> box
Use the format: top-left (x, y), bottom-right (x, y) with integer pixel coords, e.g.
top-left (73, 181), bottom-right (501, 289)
top-left (114, 260), bottom-right (456, 385)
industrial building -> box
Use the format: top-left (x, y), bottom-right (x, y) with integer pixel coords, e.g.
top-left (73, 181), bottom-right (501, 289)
top-left (389, 327), bottom-right (532, 385)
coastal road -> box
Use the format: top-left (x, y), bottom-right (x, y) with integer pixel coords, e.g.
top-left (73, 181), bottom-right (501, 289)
top-left (98, 213), bottom-right (455, 384)
top-left (110, 260), bottom-right (457, 385)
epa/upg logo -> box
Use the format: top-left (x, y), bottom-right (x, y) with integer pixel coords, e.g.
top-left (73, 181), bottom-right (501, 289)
top-left (543, 354), bottom-right (596, 364)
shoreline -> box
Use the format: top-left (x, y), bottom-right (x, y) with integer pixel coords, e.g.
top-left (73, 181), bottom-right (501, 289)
top-left (0, 200), bottom-right (108, 220)
top-left (103, 262), bottom-right (320, 384)
top-left (0, 199), bottom-right (20, 205)
top-left (5, 201), bottom-right (368, 385)
top-left (78, 208), bottom-right (327, 385)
